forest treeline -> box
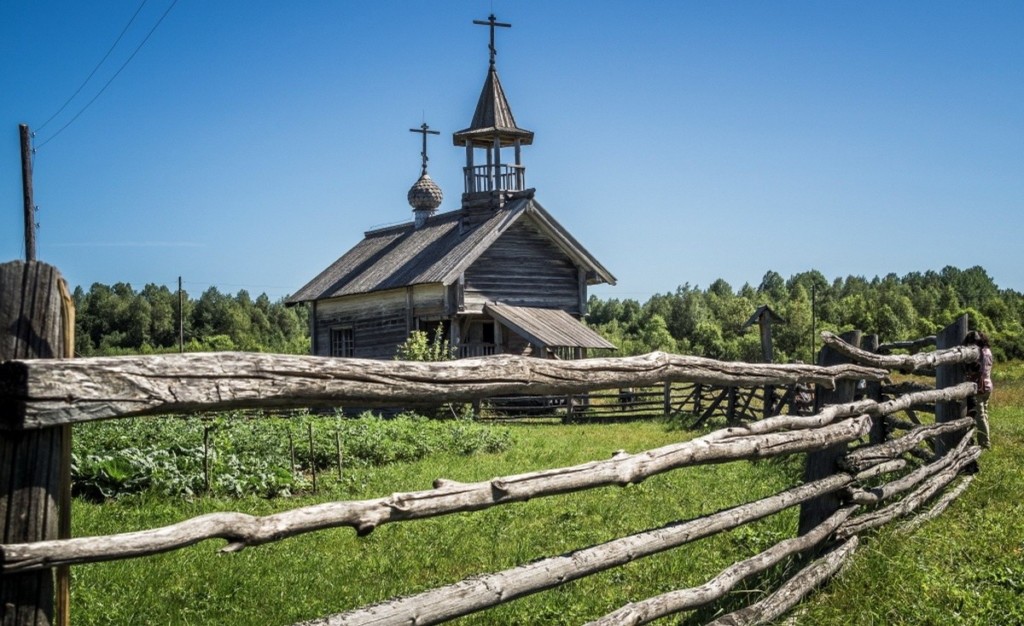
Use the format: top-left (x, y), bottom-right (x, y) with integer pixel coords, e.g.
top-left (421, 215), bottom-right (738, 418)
top-left (72, 265), bottom-right (1023, 361)
top-left (72, 283), bottom-right (309, 356)
top-left (586, 265), bottom-right (1024, 362)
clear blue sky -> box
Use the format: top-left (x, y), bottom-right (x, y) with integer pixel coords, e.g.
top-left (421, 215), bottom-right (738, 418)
top-left (3, 2), bottom-right (1022, 301)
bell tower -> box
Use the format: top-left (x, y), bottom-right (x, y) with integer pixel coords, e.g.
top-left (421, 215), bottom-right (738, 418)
top-left (453, 14), bottom-right (534, 211)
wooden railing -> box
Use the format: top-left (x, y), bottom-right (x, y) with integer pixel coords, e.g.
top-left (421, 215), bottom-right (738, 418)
top-left (0, 262), bottom-right (985, 626)
top-left (458, 342), bottom-right (497, 358)
top-left (463, 163), bottom-right (526, 193)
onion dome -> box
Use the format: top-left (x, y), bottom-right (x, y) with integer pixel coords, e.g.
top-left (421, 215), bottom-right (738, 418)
top-left (407, 173), bottom-right (443, 212)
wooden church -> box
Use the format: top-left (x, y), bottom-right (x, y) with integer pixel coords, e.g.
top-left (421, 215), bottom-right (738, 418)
top-left (287, 15), bottom-right (616, 360)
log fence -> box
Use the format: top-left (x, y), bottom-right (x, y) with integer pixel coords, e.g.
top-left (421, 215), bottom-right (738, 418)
top-left (0, 264), bottom-right (985, 626)
top-left (482, 382), bottom-right (808, 423)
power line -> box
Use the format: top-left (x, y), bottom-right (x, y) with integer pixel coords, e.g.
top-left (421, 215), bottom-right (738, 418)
top-left (35, 0), bottom-right (151, 133)
top-left (36, 0), bottom-right (179, 149)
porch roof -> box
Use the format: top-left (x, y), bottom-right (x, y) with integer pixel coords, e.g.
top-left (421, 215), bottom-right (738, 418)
top-left (484, 303), bottom-right (616, 351)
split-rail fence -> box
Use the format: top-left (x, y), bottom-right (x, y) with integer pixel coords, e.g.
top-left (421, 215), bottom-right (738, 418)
top-left (0, 261), bottom-right (984, 625)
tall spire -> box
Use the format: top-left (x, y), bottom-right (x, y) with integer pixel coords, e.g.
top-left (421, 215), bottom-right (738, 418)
top-left (455, 13), bottom-right (532, 148)
top-left (455, 13), bottom-right (533, 204)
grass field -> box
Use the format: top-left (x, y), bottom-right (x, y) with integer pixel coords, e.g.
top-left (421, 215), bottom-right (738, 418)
top-left (67, 377), bottom-right (1023, 625)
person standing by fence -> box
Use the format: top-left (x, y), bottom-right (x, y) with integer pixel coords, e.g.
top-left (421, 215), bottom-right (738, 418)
top-left (963, 330), bottom-right (993, 449)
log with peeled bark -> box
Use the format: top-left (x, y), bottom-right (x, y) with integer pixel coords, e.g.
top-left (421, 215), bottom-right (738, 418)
top-left (583, 506), bottom-right (857, 626)
top-left (877, 336), bottom-right (936, 355)
top-left (840, 417), bottom-right (974, 473)
top-left (0, 351), bottom-right (889, 430)
top-left (290, 474), bottom-right (856, 626)
top-left (900, 475), bottom-right (974, 533)
top-left (837, 443), bottom-right (980, 539)
top-left (854, 459), bottom-right (907, 481)
top-left (714, 382), bottom-right (973, 439)
top-left (845, 430), bottom-right (975, 506)
top-left (702, 537), bottom-right (860, 626)
top-left (820, 331), bottom-right (978, 373)
top-left (881, 381), bottom-right (934, 395)
top-left (0, 417), bottom-right (872, 574)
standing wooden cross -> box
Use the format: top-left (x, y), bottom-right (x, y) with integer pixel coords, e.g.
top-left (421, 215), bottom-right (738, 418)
top-left (409, 122), bottom-right (440, 176)
top-left (473, 13), bottom-right (511, 66)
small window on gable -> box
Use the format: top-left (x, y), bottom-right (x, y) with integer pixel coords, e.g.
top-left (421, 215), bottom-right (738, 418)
top-left (330, 328), bottom-right (354, 357)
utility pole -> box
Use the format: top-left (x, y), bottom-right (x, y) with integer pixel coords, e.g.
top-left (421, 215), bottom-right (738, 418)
top-left (178, 276), bottom-right (184, 352)
top-left (811, 283), bottom-right (817, 362)
top-left (20, 124), bottom-right (36, 261)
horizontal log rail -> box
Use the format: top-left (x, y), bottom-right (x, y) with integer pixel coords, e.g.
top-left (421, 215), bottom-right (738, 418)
top-left (704, 537), bottom-right (860, 626)
top-left (840, 417), bottom-right (974, 473)
top-left (900, 475), bottom-right (974, 533)
top-left (0, 416), bottom-right (872, 574)
top-left (846, 428), bottom-right (976, 505)
top-left (584, 506), bottom-right (858, 626)
top-left (0, 351), bottom-right (888, 430)
top-left (877, 335), bottom-right (937, 354)
top-left (820, 331), bottom-right (977, 373)
top-left (838, 441), bottom-right (979, 539)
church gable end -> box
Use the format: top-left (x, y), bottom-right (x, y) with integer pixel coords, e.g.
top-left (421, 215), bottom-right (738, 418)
top-left (463, 218), bottom-right (581, 313)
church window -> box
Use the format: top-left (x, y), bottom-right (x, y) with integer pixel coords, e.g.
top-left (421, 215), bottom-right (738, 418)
top-left (330, 328), bottom-right (354, 357)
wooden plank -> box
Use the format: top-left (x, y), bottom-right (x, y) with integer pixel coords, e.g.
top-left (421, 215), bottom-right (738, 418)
top-left (1, 260), bottom-right (73, 626)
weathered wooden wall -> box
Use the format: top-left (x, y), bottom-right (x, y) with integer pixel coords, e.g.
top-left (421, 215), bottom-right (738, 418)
top-left (313, 285), bottom-right (446, 359)
top-left (463, 219), bottom-right (582, 313)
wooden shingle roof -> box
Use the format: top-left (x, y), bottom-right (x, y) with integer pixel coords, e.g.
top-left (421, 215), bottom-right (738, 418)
top-left (287, 198), bottom-right (615, 304)
top-left (453, 66), bottom-right (533, 148)
top-left (485, 303), bottom-right (616, 350)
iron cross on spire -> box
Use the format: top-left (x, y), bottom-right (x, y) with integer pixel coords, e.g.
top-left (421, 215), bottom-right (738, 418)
top-left (473, 13), bottom-right (511, 66)
top-left (409, 122), bottom-right (440, 175)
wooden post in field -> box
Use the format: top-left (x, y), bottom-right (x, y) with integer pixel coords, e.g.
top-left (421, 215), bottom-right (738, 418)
top-left (335, 431), bottom-right (343, 480)
top-left (742, 305), bottom-right (785, 419)
top-left (308, 423), bottom-right (317, 493)
top-left (203, 424), bottom-right (211, 493)
top-left (798, 329), bottom-right (860, 535)
top-left (1, 260), bottom-right (75, 626)
top-left (935, 315), bottom-right (968, 455)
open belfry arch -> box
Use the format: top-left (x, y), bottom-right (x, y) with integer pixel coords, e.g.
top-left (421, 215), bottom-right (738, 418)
top-left (287, 14), bottom-right (616, 360)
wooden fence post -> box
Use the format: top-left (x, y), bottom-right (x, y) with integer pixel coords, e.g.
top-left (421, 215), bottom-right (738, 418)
top-left (798, 329), bottom-right (860, 535)
top-left (935, 315), bottom-right (968, 455)
top-left (860, 334), bottom-right (885, 444)
top-left (1, 261), bottom-right (74, 626)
